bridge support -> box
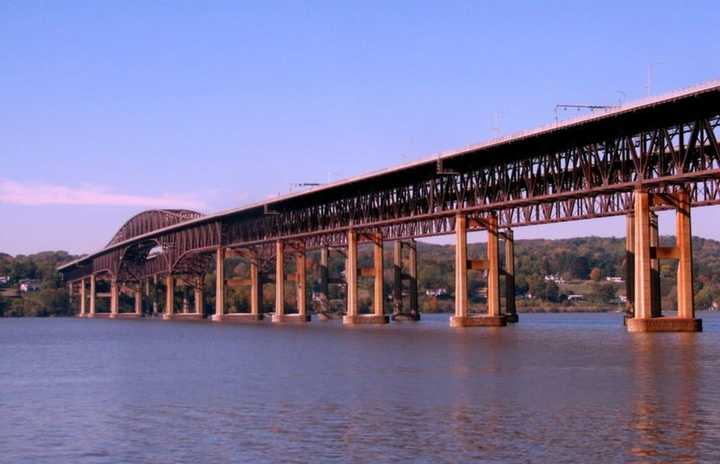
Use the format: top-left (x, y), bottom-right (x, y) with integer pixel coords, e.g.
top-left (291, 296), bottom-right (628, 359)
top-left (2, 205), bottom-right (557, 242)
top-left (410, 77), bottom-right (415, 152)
top-left (194, 276), bottom-right (204, 316)
top-left (391, 239), bottom-right (420, 321)
top-left (316, 246), bottom-right (331, 318)
top-left (504, 229), bottom-right (518, 323)
top-left (163, 275), bottom-right (175, 320)
top-left (343, 231), bottom-right (389, 325)
top-left (272, 241), bottom-right (285, 322)
top-left (152, 275), bottom-right (159, 315)
top-left (450, 213), bottom-right (507, 328)
top-left (272, 242), bottom-right (311, 323)
top-left (109, 279), bottom-right (119, 319)
top-left (650, 212), bottom-right (662, 317)
top-left (295, 249), bottom-right (310, 321)
top-left (169, 278), bottom-right (203, 320)
top-left (627, 188), bottom-right (701, 332)
top-left (79, 278), bottom-right (86, 317)
top-left (408, 240), bottom-right (418, 316)
top-left (211, 247), bottom-right (225, 322)
top-left (88, 274), bottom-right (96, 318)
top-left (249, 253), bottom-right (264, 320)
top-left (134, 285), bottom-right (142, 316)
top-left (182, 288), bottom-right (189, 313)
top-left (625, 214), bottom-right (635, 319)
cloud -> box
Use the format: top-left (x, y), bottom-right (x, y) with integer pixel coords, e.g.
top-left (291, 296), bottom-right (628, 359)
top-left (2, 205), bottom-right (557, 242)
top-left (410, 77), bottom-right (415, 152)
top-left (0, 179), bottom-right (206, 210)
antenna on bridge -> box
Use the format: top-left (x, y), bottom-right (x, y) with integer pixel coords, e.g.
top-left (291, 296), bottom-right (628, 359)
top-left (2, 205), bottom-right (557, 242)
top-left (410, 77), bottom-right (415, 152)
top-left (289, 182), bottom-right (323, 192)
top-left (554, 104), bottom-right (617, 122)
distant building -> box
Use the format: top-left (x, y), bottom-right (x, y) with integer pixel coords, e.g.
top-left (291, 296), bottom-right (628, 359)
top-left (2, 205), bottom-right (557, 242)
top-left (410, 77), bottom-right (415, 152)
top-left (425, 288), bottom-right (448, 297)
top-left (605, 276), bottom-right (624, 283)
top-left (0, 276), bottom-right (10, 286)
top-left (19, 279), bottom-right (40, 293)
top-left (544, 274), bottom-right (565, 284)
top-left (567, 294), bottom-right (584, 302)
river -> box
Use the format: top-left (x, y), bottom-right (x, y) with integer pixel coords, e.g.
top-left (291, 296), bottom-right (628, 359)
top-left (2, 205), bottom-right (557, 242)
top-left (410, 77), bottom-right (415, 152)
top-left (2, 313), bottom-right (719, 463)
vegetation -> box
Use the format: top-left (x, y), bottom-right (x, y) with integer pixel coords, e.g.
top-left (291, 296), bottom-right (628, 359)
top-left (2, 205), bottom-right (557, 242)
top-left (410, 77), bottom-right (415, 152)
top-left (410, 236), bottom-right (720, 312)
top-left (0, 251), bottom-right (79, 317)
top-left (2, 235), bottom-right (719, 317)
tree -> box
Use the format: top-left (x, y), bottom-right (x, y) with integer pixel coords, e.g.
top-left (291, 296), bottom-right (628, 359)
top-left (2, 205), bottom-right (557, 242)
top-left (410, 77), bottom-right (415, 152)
top-left (590, 267), bottom-right (602, 281)
top-left (590, 282), bottom-right (617, 304)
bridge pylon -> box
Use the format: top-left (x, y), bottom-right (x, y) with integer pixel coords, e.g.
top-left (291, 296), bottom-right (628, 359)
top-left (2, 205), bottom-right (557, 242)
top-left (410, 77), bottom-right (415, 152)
top-left (626, 188), bottom-right (702, 332)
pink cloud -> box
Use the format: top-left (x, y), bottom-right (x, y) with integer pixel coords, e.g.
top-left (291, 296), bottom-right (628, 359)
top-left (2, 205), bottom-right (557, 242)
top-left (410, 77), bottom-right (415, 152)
top-left (0, 179), bottom-right (205, 210)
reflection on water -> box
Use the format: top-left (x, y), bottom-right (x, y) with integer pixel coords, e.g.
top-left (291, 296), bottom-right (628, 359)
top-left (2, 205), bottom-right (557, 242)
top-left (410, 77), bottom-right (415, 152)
top-left (1, 313), bottom-right (720, 463)
top-left (628, 333), bottom-right (708, 463)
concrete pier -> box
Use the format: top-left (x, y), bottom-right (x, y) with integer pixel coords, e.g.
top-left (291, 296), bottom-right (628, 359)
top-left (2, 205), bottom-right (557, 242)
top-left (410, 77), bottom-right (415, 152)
top-left (627, 188), bottom-right (702, 332)
top-left (650, 212), bottom-right (662, 317)
top-left (408, 240), bottom-right (418, 316)
top-left (134, 284), bottom-right (142, 316)
top-left (503, 229), bottom-right (518, 323)
top-left (194, 276), bottom-right (204, 316)
top-left (391, 239), bottom-right (420, 321)
top-left (152, 275), bottom-right (159, 315)
top-left (211, 247), bottom-right (225, 322)
top-left (109, 279), bottom-right (119, 319)
top-left (625, 214), bottom-right (635, 319)
top-left (273, 242), bottom-right (311, 323)
top-left (162, 275), bottom-right (175, 320)
top-left (342, 229), bottom-right (388, 325)
top-left (79, 278), bottom-right (86, 317)
top-left (88, 274), bottom-right (96, 318)
top-left (450, 213), bottom-right (507, 328)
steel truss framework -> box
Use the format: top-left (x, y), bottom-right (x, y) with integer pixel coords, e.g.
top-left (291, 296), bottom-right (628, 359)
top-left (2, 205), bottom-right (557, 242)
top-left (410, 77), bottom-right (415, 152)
top-left (60, 89), bottom-right (720, 285)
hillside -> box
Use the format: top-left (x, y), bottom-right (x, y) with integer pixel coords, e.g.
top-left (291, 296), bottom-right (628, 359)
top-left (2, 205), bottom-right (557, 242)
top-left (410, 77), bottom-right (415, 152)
top-left (2, 236), bottom-right (719, 317)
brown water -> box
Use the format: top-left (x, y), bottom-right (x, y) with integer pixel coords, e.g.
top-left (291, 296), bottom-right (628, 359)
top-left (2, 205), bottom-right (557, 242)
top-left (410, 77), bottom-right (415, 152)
top-left (1, 313), bottom-right (720, 463)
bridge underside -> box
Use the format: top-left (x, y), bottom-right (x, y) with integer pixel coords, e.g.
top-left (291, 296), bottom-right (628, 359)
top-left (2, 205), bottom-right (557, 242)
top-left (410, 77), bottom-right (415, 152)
top-left (60, 82), bottom-right (720, 331)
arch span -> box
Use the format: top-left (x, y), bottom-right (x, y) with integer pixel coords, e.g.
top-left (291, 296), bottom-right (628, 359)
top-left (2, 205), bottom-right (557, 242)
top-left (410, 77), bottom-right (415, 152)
top-left (107, 210), bottom-right (204, 246)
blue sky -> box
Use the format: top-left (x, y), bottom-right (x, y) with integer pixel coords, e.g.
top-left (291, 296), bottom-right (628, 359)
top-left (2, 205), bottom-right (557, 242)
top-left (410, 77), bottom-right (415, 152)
top-left (2, 1), bottom-right (719, 255)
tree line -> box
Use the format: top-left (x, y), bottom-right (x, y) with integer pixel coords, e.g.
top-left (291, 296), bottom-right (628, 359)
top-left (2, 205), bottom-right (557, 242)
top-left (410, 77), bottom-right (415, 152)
top-left (1, 235), bottom-right (718, 317)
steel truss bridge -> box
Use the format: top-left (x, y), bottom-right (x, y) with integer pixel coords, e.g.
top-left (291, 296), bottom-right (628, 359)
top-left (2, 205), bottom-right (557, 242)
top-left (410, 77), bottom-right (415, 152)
top-left (59, 80), bottom-right (720, 331)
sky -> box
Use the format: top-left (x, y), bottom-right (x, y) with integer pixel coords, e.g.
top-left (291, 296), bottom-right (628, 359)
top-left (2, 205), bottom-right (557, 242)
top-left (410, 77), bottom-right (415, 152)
top-left (1, 1), bottom-right (720, 255)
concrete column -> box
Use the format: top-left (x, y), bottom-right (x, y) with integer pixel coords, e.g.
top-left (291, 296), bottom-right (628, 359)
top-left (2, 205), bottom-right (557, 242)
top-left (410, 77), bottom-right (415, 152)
top-left (454, 214), bottom-right (468, 318)
top-left (110, 279), bottom-right (119, 318)
top-left (408, 240), bottom-right (418, 314)
top-left (487, 213), bottom-right (500, 317)
top-left (296, 251), bottom-right (307, 317)
top-left (194, 277), bottom-right (204, 315)
top-left (89, 274), bottom-right (96, 317)
top-left (80, 278), bottom-right (86, 317)
top-left (676, 189), bottom-right (694, 319)
top-left (250, 256), bottom-right (260, 316)
top-left (182, 286), bottom-right (190, 313)
top-left (346, 229), bottom-right (358, 318)
top-left (275, 241), bottom-right (285, 317)
top-left (68, 282), bottom-right (73, 309)
top-left (164, 275), bottom-right (174, 319)
top-left (152, 274), bottom-right (159, 315)
top-left (393, 240), bottom-right (403, 314)
top-left (625, 214), bottom-right (635, 316)
top-left (373, 233), bottom-right (384, 317)
top-left (633, 190), bottom-right (653, 319)
top-left (134, 285), bottom-right (142, 316)
top-left (504, 228), bottom-right (517, 321)
top-left (627, 188), bottom-right (701, 332)
top-left (319, 246), bottom-right (329, 302)
top-left (650, 212), bottom-right (662, 317)
top-left (213, 247), bottom-right (224, 321)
